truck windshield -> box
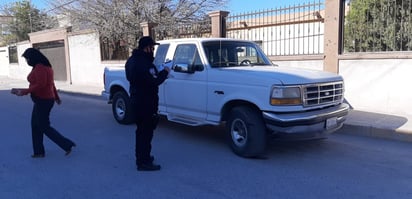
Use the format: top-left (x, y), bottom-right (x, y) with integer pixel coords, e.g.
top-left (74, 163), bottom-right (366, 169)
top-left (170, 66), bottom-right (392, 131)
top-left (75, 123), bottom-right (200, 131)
top-left (202, 41), bottom-right (272, 68)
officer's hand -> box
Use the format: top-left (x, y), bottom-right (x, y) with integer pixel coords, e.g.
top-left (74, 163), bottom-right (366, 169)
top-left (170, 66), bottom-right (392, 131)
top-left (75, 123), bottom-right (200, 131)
top-left (164, 66), bottom-right (171, 73)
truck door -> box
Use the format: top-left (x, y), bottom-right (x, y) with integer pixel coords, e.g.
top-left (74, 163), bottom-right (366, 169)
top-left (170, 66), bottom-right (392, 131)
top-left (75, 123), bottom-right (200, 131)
top-left (164, 43), bottom-right (207, 121)
top-left (154, 44), bottom-right (170, 113)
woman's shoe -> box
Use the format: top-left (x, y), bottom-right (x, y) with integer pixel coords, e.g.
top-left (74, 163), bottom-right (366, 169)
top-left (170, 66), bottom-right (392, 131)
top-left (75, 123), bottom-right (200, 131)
top-left (65, 150), bottom-right (72, 156)
top-left (31, 154), bottom-right (45, 158)
top-left (65, 143), bottom-right (76, 156)
top-left (137, 163), bottom-right (161, 171)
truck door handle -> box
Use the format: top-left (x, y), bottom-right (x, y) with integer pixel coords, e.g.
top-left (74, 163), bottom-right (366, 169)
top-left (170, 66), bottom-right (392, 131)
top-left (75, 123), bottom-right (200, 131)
top-left (214, 91), bottom-right (224, 95)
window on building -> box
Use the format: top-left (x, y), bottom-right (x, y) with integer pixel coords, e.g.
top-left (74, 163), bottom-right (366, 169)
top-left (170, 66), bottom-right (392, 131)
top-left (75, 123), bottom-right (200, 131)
top-left (100, 37), bottom-right (129, 61)
top-left (1, 23), bottom-right (10, 35)
top-left (8, 45), bottom-right (17, 64)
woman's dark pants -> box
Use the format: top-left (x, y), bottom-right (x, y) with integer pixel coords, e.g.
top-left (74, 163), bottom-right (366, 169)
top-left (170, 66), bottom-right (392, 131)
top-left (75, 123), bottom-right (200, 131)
top-left (31, 96), bottom-right (73, 155)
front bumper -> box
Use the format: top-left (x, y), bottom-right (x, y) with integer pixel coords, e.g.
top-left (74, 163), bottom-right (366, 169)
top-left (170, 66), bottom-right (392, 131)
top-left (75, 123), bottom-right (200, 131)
top-left (101, 91), bottom-right (111, 102)
top-left (262, 103), bottom-right (350, 136)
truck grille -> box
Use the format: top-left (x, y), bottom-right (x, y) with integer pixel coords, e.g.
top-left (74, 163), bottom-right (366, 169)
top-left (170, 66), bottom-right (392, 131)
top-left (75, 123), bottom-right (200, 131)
top-left (303, 82), bottom-right (344, 107)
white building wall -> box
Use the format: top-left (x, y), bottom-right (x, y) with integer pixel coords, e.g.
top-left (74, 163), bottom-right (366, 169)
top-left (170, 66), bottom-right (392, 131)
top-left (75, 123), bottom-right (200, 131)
top-left (0, 46), bottom-right (9, 75)
top-left (275, 60), bottom-right (324, 71)
top-left (339, 59), bottom-right (412, 118)
top-left (3, 31), bottom-right (123, 89)
top-left (67, 32), bottom-right (103, 85)
top-left (279, 58), bottom-right (412, 120)
top-left (8, 42), bottom-right (31, 80)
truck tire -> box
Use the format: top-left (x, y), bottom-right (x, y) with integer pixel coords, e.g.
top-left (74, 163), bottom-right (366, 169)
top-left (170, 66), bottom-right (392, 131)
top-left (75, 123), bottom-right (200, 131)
top-left (227, 106), bottom-right (267, 158)
top-left (112, 91), bottom-right (133, 125)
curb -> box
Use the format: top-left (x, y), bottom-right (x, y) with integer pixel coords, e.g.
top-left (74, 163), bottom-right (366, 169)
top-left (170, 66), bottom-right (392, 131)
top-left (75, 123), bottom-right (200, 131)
top-left (57, 89), bottom-right (103, 100)
top-left (339, 124), bottom-right (412, 143)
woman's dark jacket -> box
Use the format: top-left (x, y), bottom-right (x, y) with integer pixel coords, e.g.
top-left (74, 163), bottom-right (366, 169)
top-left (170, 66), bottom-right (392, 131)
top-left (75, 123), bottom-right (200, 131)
top-left (125, 49), bottom-right (168, 118)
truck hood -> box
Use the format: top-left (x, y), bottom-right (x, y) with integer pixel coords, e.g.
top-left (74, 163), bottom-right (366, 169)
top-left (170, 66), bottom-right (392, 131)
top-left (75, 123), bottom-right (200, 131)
top-left (217, 65), bottom-right (343, 85)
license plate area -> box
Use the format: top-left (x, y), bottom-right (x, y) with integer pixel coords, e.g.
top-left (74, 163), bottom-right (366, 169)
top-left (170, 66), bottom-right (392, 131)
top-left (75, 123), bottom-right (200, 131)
top-left (326, 117), bottom-right (338, 129)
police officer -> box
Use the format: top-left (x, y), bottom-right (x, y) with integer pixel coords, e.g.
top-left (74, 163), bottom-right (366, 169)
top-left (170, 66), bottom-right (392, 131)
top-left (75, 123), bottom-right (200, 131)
top-left (125, 36), bottom-right (170, 171)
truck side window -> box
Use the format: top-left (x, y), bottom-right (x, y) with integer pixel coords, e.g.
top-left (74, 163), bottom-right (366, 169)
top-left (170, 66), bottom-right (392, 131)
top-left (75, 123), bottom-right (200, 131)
top-left (154, 44), bottom-right (170, 68)
top-left (203, 41), bottom-right (272, 67)
top-left (173, 44), bottom-right (203, 71)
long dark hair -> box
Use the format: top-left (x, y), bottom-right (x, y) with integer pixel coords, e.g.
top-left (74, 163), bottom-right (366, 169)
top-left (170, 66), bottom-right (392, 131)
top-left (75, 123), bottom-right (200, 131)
top-left (22, 48), bottom-right (52, 67)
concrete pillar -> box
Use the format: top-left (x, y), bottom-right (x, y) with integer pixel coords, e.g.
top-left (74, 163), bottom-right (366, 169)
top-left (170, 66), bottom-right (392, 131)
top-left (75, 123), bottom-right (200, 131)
top-left (208, 11), bottom-right (230, 38)
top-left (140, 22), bottom-right (157, 37)
top-left (323, 0), bottom-right (343, 73)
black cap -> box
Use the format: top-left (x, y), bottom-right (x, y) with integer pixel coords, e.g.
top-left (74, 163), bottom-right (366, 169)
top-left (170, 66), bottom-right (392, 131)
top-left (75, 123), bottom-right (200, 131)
top-left (138, 36), bottom-right (159, 49)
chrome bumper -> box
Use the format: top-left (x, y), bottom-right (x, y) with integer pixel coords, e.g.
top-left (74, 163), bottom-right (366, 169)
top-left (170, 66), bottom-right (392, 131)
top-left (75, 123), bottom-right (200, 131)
top-left (262, 103), bottom-right (350, 135)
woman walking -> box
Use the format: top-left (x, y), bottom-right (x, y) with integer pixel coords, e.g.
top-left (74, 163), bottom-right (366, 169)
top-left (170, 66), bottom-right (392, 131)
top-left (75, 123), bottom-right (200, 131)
top-left (11, 48), bottom-right (76, 158)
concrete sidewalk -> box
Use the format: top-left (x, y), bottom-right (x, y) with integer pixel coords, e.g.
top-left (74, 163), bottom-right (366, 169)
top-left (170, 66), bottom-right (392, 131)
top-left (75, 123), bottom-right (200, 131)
top-left (2, 75), bottom-right (412, 142)
top-left (0, 76), bottom-right (103, 97)
top-left (342, 110), bottom-right (412, 142)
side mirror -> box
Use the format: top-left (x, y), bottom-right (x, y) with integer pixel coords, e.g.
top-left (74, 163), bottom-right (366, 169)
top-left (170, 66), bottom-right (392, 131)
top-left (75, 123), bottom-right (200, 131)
top-left (173, 63), bottom-right (195, 74)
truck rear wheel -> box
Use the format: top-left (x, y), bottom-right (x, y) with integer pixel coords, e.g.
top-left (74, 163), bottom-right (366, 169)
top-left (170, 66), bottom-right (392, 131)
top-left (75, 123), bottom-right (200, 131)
top-left (226, 106), bottom-right (267, 158)
top-left (112, 91), bottom-right (133, 125)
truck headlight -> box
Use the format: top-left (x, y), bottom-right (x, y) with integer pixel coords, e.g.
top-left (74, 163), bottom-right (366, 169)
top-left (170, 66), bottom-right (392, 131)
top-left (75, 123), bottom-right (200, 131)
top-left (270, 86), bottom-right (302, 105)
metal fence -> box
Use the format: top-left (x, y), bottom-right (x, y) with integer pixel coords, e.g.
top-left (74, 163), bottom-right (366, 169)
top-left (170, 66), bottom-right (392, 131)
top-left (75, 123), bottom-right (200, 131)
top-left (226, 0), bottom-right (324, 56)
top-left (344, 0), bottom-right (412, 52)
top-left (153, 18), bottom-right (212, 41)
top-left (149, 0), bottom-right (412, 55)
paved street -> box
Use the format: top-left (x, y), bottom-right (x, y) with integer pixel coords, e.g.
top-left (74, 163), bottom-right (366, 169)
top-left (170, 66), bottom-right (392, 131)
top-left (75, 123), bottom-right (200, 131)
top-left (1, 89), bottom-right (412, 199)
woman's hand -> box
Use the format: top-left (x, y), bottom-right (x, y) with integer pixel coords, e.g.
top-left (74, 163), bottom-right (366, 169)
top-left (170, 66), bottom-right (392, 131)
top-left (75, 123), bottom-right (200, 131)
top-left (11, 88), bottom-right (24, 96)
top-left (55, 99), bottom-right (62, 105)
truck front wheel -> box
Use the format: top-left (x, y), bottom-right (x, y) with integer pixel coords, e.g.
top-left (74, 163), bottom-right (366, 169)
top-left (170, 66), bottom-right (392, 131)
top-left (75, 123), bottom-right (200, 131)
top-left (226, 106), bottom-right (267, 158)
top-left (112, 91), bottom-right (133, 125)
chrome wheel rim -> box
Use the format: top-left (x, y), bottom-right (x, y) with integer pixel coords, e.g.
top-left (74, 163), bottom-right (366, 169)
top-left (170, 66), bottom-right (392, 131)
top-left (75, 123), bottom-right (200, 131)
top-left (115, 98), bottom-right (126, 119)
top-left (231, 118), bottom-right (248, 147)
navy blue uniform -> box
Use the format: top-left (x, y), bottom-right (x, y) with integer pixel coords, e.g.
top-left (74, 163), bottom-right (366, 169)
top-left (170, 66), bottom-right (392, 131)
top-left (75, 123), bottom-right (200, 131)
top-left (125, 48), bottom-right (168, 167)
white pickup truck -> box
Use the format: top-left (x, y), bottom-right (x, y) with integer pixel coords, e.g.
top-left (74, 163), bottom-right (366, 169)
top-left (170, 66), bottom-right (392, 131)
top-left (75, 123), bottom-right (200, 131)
top-left (102, 38), bottom-right (349, 157)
